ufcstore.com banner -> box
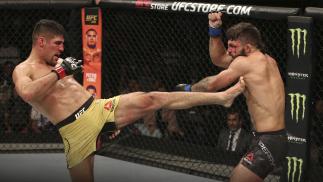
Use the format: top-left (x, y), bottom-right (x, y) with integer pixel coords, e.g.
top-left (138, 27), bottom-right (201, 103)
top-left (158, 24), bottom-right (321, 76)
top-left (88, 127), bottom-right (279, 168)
top-left (136, 1), bottom-right (253, 15)
top-left (99, 0), bottom-right (299, 19)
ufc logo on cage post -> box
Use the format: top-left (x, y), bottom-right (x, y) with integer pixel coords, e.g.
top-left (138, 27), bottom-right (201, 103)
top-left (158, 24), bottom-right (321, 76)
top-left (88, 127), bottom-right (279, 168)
top-left (288, 93), bottom-right (306, 123)
top-left (289, 28), bottom-right (307, 58)
top-left (84, 8), bottom-right (99, 25)
top-left (286, 156), bottom-right (303, 182)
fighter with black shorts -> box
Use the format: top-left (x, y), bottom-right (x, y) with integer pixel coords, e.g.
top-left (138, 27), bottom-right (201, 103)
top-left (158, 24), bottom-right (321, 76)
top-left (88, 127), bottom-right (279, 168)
top-left (242, 129), bottom-right (288, 179)
top-left (175, 12), bottom-right (288, 181)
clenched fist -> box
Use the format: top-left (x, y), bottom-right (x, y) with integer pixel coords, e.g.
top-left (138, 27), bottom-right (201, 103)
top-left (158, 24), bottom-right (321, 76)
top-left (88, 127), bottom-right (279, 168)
top-left (53, 57), bottom-right (83, 80)
top-left (208, 12), bottom-right (223, 28)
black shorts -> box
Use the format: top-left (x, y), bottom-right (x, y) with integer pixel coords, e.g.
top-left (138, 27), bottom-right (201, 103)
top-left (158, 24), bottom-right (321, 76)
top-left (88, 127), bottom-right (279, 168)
top-left (241, 129), bottom-right (287, 179)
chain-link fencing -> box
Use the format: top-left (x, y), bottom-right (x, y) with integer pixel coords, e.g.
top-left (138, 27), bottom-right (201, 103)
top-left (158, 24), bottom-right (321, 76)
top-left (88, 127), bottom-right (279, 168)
top-left (97, 8), bottom-right (289, 181)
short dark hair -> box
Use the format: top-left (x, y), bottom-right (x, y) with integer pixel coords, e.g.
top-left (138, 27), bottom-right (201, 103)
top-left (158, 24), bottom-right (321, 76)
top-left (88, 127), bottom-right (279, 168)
top-left (226, 22), bottom-right (264, 51)
top-left (32, 19), bottom-right (66, 45)
top-left (86, 28), bottom-right (97, 35)
top-left (227, 108), bottom-right (241, 120)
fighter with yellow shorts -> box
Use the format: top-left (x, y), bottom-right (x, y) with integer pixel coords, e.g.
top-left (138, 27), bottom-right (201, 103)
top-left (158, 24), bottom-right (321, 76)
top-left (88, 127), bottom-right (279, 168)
top-left (56, 96), bottom-right (120, 168)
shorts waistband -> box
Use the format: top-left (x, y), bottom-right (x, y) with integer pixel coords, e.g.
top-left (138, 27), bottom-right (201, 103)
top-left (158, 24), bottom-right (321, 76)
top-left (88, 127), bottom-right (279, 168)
top-left (56, 96), bottom-right (94, 129)
top-left (253, 129), bottom-right (286, 136)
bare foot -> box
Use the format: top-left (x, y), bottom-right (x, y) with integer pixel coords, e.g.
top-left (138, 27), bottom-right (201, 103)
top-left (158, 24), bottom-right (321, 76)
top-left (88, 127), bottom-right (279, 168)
top-left (223, 77), bottom-right (245, 107)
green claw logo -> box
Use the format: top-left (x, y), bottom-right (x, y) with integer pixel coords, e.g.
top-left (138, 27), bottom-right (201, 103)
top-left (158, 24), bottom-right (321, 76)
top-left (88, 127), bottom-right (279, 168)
top-left (286, 157), bottom-right (303, 182)
top-left (289, 28), bottom-right (307, 58)
top-left (288, 93), bottom-right (306, 123)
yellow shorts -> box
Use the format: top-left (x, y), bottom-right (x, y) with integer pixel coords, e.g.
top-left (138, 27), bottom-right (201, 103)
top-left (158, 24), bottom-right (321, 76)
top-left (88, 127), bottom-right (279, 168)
top-left (57, 96), bottom-right (120, 168)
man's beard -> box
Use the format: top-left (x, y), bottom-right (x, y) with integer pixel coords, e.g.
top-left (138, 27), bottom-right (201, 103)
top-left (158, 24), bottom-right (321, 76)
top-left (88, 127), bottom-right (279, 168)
top-left (233, 49), bottom-right (247, 58)
top-left (240, 49), bottom-right (247, 56)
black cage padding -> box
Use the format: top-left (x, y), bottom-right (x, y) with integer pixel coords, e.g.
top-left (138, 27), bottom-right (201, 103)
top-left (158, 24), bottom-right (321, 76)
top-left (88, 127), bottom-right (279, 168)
top-left (0, 0), bottom-right (93, 9)
top-left (305, 7), bottom-right (323, 20)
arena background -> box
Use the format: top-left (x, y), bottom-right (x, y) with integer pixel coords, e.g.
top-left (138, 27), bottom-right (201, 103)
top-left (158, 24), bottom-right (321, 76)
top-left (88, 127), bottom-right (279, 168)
top-left (0, 0), bottom-right (322, 181)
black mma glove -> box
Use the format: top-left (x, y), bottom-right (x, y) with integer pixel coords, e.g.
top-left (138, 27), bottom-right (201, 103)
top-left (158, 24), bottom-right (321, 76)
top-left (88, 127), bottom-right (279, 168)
top-left (175, 84), bottom-right (192, 92)
top-left (53, 57), bottom-right (83, 80)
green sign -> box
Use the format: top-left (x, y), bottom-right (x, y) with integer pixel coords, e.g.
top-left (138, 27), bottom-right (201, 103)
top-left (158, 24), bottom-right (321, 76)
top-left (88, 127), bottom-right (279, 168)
top-left (289, 28), bottom-right (307, 58)
top-left (288, 93), bottom-right (306, 123)
top-left (286, 156), bottom-right (303, 182)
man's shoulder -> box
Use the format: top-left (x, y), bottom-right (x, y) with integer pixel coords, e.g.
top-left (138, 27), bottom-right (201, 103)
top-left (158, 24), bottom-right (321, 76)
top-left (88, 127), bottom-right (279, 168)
top-left (83, 47), bottom-right (101, 52)
top-left (15, 61), bottom-right (29, 70)
top-left (230, 56), bottom-right (250, 67)
top-left (229, 56), bottom-right (252, 73)
top-left (240, 128), bottom-right (247, 133)
top-left (231, 52), bottom-right (272, 70)
top-left (13, 60), bottom-right (36, 77)
top-left (252, 51), bottom-right (275, 63)
top-left (239, 129), bottom-right (252, 137)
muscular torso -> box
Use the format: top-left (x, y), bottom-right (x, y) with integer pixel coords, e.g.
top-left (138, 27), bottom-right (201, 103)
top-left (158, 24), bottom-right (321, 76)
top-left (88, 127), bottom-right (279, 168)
top-left (21, 62), bottom-right (92, 125)
top-left (241, 53), bottom-right (285, 132)
top-left (83, 47), bottom-right (101, 64)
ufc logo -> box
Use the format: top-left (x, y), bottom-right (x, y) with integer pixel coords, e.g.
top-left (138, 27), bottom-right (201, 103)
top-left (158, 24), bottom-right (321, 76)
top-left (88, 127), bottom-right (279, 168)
top-left (75, 107), bottom-right (85, 119)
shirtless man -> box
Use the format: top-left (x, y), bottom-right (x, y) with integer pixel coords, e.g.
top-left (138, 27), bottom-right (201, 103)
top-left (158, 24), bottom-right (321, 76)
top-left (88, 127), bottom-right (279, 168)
top-left (83, 28), bottom-right (101, 64)
top-left (12, 19), bottom-right (245, 182)
top-left (176, 13), bottom-right (287, 181)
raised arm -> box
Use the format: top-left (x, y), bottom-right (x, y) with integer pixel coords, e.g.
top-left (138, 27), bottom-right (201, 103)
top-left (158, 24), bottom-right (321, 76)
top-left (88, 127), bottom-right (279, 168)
top-left (191, 57), bottom-right (247, 92)
top-left (175, 57), bottom-right (245, 92)
top-left (13, 57), bottom-right (83, 103)
top-left (208, 12), bottom-right (233, 68)
top-left (191, 67), bottom-right (239, 92)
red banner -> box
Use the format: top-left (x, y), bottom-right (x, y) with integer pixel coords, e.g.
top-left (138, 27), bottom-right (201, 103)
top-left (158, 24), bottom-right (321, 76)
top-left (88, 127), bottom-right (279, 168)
top-left (82, 7), bottom-right (102, 98)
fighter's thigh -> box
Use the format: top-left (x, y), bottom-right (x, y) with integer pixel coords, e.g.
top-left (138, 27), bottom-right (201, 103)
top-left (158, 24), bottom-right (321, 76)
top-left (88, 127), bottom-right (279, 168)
top-left (230, 164), bottom-right (262, 182)
top-left (69, 154), bottom-right (95, 182)
top-left (115, 92), bottom-right (152, 127)
top-left (240, 140), bottom-right (274, 180)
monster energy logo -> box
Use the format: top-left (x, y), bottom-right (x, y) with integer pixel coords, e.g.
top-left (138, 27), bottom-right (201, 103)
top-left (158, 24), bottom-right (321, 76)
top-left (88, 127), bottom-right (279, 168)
top-left (289, 93), bottom-right (306, 123)
top-left (286, 157), bottom-right (303, 182)
top-left (289, 28), bottom-right (307, 58)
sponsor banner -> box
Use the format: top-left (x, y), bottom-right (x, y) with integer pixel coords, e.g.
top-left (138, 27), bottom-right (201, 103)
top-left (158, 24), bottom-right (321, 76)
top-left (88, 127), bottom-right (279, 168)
top-left (282, 16), bottom-right (314, 182)
top-left (137, 1), bottom-right (253, 15)
top-left (82, 7), bottom-right (102, 99)
top-left (98, 0), bottom-right (299, 19)
top-left (289, 28), bottom-right (307, 58)
top-left (285, 16), bottom-right (313, 136)
top-left (285, 156), bottom-right (304, 182)
top-left (287, 92), bottom-right (307, 124)
top-left (287, 72), bottom-right (309, 80)
top-left (287, 132), bottom-right (307, 145)
top-left (286, 19), bottom-right (313, 76)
